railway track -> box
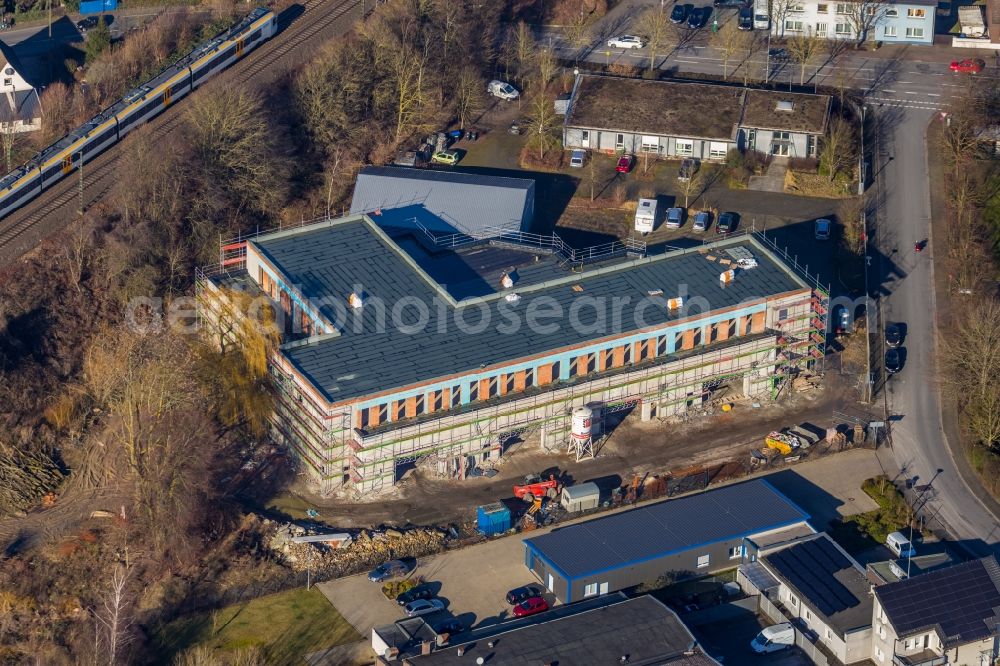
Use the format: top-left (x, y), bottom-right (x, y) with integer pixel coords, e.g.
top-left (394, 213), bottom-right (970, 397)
top-left (0, 0), bottom-right (366, 266)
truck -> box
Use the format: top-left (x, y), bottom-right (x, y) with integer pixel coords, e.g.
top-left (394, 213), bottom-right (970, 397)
top-left (634, 198), bottom-right (658, 234)
top-left (753, 0), bottom-right (770, 30)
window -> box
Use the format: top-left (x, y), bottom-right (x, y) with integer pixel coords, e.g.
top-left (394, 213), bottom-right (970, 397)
top-left (835, 2), bottom-right (848, 13)
top-left (789, 594), bottom-right (798, 608)
top-left (905, 26), bottom-right (924, 37)
top-left (773, 131), bottom-right (790, 141)
top-left (904, 638), bottom-right (913, 650)
top-left (785, 19), bottom-right (804, 30)
top-left (835, 22), bottom-right (851, 34)
top-left (825, 628), bottom-right (833, 640)
top-left (778, 308), bottom-right (789, 321)
top-left (805, 609), bottom-right (812, 620)
top-left (789, 2), bottom-right (805, 10)
top-left (816, 3), bottom-right (828, 11)
top-left (728, 545), bottom-right (744, 559)
top-left (2, 78), bottom-right (10, 86)
top-left (884, 25), bottom-right (897, 36)
top-left (907, 8), bottom-right (925, 17)
top-left (709, 142), bottom-right (728, 159)
top-left (524, 368), bottom-right (534, 388)
top-left (469, 380), bottom-right (479, 401)
top-left (875, 647), bottom-right (884, 662)
top-left (615, 133), bottom-right (625, 149)
top-left (697, 554), bottom-right (710, 568)
top-left (816, 21), bottom-right (828, 35)
top-left (886, 7), bottom-right (898, 15)
top-left (584, 582), bottom-right (598, 597)
top-left (675, 139), bottom-right (693, 156)
top-left (641, 135), bottom-right (660, 153)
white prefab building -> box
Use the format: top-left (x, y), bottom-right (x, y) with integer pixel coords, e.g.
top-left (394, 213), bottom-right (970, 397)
top-left (767, 0), bottom-right (936, 45)
top-left (562, 74), bottom-right (830, 161)
top-left (0, 41), bottom-right (41, 134)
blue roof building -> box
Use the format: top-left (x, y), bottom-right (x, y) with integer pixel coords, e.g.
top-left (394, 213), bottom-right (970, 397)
top-left (524, 479), bottom-right (812, 602)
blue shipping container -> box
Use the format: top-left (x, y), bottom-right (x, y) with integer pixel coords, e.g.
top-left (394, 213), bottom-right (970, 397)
top-left (79, 0), bottom-right (117, 15)
top-left (477, 503), bottom-right (511, 536)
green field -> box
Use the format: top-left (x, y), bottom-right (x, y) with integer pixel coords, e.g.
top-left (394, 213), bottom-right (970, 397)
top-left (153, 586), bottom-right (361, 665)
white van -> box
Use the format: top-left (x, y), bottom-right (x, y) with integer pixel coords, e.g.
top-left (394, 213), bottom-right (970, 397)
top-left (886, 531), bottom-right (916, 558)
top-left (751, 623), bottom-right (794, 653)
top-left (635, 198), bottom-right (658, 234)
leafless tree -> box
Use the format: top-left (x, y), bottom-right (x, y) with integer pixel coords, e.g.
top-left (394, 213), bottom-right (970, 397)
top-left (93, 562), bottom-right (135, 665)
top-left (786, 27), bottom-right (824, 84)
top-left (708, 21), bottom-right (742, 80)
top-left (844, 0), bottom-right (894, 46)
top-left (679, 168), bottom-right (707, 208)
top-left (526, 93), bottom-right (560, 160)
top-left (769, 0), bottom-right (794, 37)
top-left (454, 66), bottom-right (485, 130)
top-left (637, 5), bottom-right (674, 72)
top-left (512, 21), bottom-right (536, 90)
top-left (818, 116), bottom-right (855, 182)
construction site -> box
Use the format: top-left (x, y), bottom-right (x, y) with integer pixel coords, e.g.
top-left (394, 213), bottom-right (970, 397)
top-left (198, 211), bottom-right (830, 498)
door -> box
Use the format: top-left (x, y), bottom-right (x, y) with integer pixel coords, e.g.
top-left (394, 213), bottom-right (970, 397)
top-left (771, 143), bottom-right (789, 156)
top-left (580, 130), bottom-right (590, 148)
top-left (546, 573), bottom-right (554, 592)
top-left (163, 85), bottom-right (172, 107)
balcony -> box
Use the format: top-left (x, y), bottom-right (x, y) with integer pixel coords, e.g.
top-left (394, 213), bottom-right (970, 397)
top-left (893, 650), bottom-right (947, 666)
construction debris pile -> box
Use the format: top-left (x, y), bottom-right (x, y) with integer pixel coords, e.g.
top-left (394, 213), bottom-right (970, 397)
top-left (0, 444), bottom-right (65, 516)
top-left (255, 515), bottom-right (449, 577)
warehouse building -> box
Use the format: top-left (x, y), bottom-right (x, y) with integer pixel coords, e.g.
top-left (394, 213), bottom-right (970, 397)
top-left (523, 479), bottom-right (812, 603)
top-left (199, 213), bottom-right (828, 495)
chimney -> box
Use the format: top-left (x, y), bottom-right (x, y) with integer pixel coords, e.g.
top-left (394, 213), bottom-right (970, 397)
top-left (421, 641), bottom-right (433, 655)
top-left (348, 292), bottom-right (363, 309)
top-left (457, 646), bottom-right (465, 656)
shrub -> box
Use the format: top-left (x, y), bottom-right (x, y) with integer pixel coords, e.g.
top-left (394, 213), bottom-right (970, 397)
top-left (788, 157), bottom-right (819, 173)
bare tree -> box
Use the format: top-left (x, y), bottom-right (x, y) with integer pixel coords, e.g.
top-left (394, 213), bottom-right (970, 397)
top-left (844, 0), bottom-right (894, 46)
top-left (838, 194), bottom-right (866, 255)
top-left (769, 0), bottom-right (794, 37)
top-left (708, 21), bottom-right (741, 80)
top-left (512, 21), bottom-right (536, 90)
top-left (93, 562), bottom-right (134, 665)
top-left (536, 46), bottom-right (559, 93)
top-left (526, 93), bottom-right (560, 160)
top-left (786, 28), bottom-right (823, 84)
top-left (679, 168), bottom-right (707, 208)
top-left (454, 66), bottom-right (485, 130)
top-left (637, 6), bottom-right (674, 72)
top-left (818, 116), bottom-right (855, 182)
top-left (565, 12), bottom-right (594, 57)
top-left (734, 31), bottom-right (764, 85)
top-left (946, 299), bottom-right (1000, 450)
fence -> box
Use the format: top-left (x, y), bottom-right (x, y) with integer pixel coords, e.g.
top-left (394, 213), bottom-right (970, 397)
top-left (757, 594), bottom-right (830, 666)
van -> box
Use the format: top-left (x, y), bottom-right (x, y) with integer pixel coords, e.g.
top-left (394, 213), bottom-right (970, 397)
top-left (753, 0), bottom-right (770, 29)
top-left (750, 623), bottom-right (794, 653)
top-left (635, 198), bottom-right (658, 234)
top-left (886, 531), bottom-right (916, 558)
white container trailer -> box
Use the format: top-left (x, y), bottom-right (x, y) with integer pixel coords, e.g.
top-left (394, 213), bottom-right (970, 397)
top-left (634, 198), bottom-right (658, 234)
top-left (561, 482), bottom-right (601, 512)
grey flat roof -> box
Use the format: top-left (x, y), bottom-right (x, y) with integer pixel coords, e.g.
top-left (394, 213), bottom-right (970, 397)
top-left (762, 533), bottom-right (873, 635)
top-left (525, 479), bottom-right (809, 579)
top-left (874, 556), bottom-right (1000, 643)
top-left (349, 166), bottom-right (534, 238)
top-left (250, 216), bottom-right (808, 404)
top-left (409, 595), bottom-right (718, 666)
top-left (867, 552), bottom-right (957, 585)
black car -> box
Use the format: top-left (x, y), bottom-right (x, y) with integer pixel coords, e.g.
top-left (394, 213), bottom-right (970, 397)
top-left (506, 584), bottom-right (544, 605)
top-left (670, 4), bottom-right (689, 23)
top-left (76, 16), bottom-right (99, 32)
top-left (768, 47), bottom-right (789, 60)
top-left (717, 211), bottom-right (738, 233)
top-left (885, 348), bottom-right (903, 374)
top-left (738, 6), bottom-right (753, 29)
top-left (433, 618), bottom-right (465, 635)
top-left (396, 584), bottom-right (434, 606)
top-left (885, 323), bottom-right (902, 348)
top-left (678, 158), bottom-right (698, 182)
top-left (713, 0), bottom-right (746, 6)
top-left (687, 7), bottom-right (708, 28)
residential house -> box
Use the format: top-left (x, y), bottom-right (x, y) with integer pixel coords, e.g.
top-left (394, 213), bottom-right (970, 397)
top-left (744, 533), bottom-right (874, 664)
top-left (771, 0), bottom-right (935, 45)
top-left (0, 41), bottom-right (41, 134)
top-left (871, 556), bottom-right (1000, 666)
top-left (562, 74), bottom-right (830, 161)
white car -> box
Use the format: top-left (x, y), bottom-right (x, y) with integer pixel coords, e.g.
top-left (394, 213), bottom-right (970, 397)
top-left (404, 598), bottom-right (446, 617)
top-left (488, 80), bottom-right (520, 100)
top-left (607, 35), bottom-right (644, 49)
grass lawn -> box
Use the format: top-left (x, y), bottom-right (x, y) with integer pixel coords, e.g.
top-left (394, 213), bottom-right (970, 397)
top-left (828, 475), bottom-right (912, 555)
top-left (152, 586), bottom-right (361, 665)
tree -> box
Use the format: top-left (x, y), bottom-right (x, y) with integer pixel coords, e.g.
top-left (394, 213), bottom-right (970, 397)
top-left (565, 12), bottom-right (594, 56)
top-left (536, 46), bottom-right (559, 93)
top-left (708, 21), bottom-right (741, 80)
top-left (818, 116), bottom-right (855, 182)
top-left (637, 6), bottom-right (674, 72)
top-left (946, 299), bottom-right (1000, 450)
top-left (512, 21), bottom-right (535, 90)
top-left (733, 30), bottom-right (763, 85)
top-left (93, 562), bottom-right (135, 665)
top-left (844, 0), bottom-right (894, 46)
top-left (453, 66), bottom-right (485, 130)
top-left (786, 28), bottom-right (823, 84)
top-left (526, 92), bottom-right (559, 160)
top-left (769, 0), bottom-right (794, 37)
top-left (85, 16), bottom-right (111, 64)
top-left (679, 167), bottom-right (707, 208)
top-left (838, 194), bottom-right (867, 255)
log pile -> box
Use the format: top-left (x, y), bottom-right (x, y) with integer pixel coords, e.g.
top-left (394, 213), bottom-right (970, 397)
top-left (0, 444), bottom-right (64, 516)
top-left (257, 516), bottom-right (448, 578)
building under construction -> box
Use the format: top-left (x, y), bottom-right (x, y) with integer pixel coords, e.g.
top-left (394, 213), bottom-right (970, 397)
top-left (198, 213), bottom-right (828, 495)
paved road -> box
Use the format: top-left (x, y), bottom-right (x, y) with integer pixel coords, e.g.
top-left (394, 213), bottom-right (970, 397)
top-left (544, 11), bottom-right (1000, 549)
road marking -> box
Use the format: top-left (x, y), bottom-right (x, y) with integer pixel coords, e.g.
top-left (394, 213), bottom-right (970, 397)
top-left (924, 93), bottom-right (941, 97)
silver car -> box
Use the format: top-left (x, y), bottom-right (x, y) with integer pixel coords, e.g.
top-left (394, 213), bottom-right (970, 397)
top-left (693, 211), bottom-right (711, 232)
top-left (404, 598), bottom-right (446, 617)
top-left (487, 80), bottom-right (520, 100)
top-left (569, 149), bottom-right (586, 168)
top-left (607, 35), bottom-right (645, 49)
top-left (666, 207), bottom-right (684, 228)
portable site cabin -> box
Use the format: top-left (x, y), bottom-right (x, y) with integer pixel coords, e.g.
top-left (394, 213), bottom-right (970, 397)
top-left (561, 482), bottom-right (601, 512)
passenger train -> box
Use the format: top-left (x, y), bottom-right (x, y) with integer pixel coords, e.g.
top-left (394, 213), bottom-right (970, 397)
top-left (0, 7), bottom-right (277, 220)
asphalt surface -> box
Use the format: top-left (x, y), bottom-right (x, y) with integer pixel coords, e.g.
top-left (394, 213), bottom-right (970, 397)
top-left (544, 6), bottom-right (1000, 551)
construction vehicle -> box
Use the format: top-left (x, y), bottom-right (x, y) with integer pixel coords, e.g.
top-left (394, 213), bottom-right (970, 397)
top-left (520, 497), bottom-right (544, 532)
top-left (513, 474), bottom-right (560, 503)
top-left (764, 431), bottom-right (801, 455)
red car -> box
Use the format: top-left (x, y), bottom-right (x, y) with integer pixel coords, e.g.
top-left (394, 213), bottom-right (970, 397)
top-left (512, 596), bottom-right (549, 618)
top-left (950, 58), bottom-right (985, 74)
top-left (616, 154), bottom-right (635, 173)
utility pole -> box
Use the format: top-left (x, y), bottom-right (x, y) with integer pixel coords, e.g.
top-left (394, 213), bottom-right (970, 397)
top-left (47, 0), bottom-right (52, 39)
top-left (78, 150), bottom-right (84, 216)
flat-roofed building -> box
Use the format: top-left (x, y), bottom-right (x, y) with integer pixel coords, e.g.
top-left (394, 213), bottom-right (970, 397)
top-left (199, 214), bottom-right (828, 495)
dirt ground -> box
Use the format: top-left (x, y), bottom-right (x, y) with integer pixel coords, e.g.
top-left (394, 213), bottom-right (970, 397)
top-left (264, 362), bottom-right (875, 530)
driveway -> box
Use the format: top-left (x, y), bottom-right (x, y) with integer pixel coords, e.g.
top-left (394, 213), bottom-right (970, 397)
top-left (691, 601), bottom-right (809, 666)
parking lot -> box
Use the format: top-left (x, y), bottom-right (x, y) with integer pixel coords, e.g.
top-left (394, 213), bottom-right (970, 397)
top-left (689, 602), bottom-right (811, 666)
